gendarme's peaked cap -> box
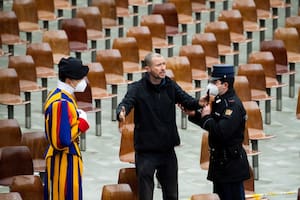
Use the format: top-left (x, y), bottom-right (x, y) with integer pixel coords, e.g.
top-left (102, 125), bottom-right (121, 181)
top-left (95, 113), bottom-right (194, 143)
top-left (210, 64), bottom-right (235, 81)
top-left (58, 57), bottom-right (89, 80)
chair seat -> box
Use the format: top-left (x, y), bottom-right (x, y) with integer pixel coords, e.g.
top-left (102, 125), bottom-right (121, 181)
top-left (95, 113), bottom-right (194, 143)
top-left (129, 0), bottom-right (151, 6)
top-left (206, 56), bottom-right (220, 68)
top-left (178, 14), bottom-right (199, 25)
top-left (152, 37), bottom-right (174, 49)
top-left (1, 34), bottom-right (27, 45)
top-left (0, 192), bottom-right (22, 200)
top-left (177, 81), bottom-right (202, 93)
top-left (218, 44), bottom-right (239, 55)
top-left (257, 9), bottom-right (277, 19)
top-left (69, 41), bottom-right (88, 51)
top-left (138, 49), bottom-right (152, 62)
top-left (20, 80), bottom-right (46, 92)
top-left (91, 88), bottom-right (117, 100)
top-left (119, 152), bottom-right (135, 163)
top-left (248, 128), bottom-right (275, 140)
top-left (192, 69), bottom-right (209, 81)
top-left (0, 94), bottom-right (28, 105)
top-left (270, 0), bottom-right (290, 8)
top-left (117, 7), bottom-right (131, 17)
top-left (265, 77), bottom-right (287, 89)
top-left (102, 18), bottom-right (118, 28)
top-left (191, 3), bottom-right (213, 13)
top-left (54, 0), bottom-right (74, 10)
top-left (230, 32), bottom-right (252, 43)
top-left (123, 61), bottom-right (146, 74)
top-left (53, 53), bottom-right (69, 64)
top-left (36, 67), bottom-right (57, 78)
top-left (243, 21), bottom-right (265, 32)
top-left (287, 52), bottom-right (300, 63)
top-left (38, 11), bottom-right (57, 21)
top-left (251, 89), bottom-right (273, 101)
top-left (87, 29), bottom-right (106, 41)
top-left (19, 22), bottom-right (40, 32)
top-left (105, 74), bottom-right (133, 85)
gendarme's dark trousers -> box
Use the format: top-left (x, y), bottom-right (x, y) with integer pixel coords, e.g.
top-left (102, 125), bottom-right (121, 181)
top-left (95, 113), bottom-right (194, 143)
top-left (135, 149), bottom-right (178, 200)
top-left (213, 181), bottom-right (245, 200)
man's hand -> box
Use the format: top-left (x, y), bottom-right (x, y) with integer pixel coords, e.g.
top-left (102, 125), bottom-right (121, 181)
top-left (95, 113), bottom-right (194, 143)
top-left (201, 105), bottom-right (211, 117)
top-left (178, 104), bottom-right (196, 116)
top-left (119, 106), bottom-right (126, 122)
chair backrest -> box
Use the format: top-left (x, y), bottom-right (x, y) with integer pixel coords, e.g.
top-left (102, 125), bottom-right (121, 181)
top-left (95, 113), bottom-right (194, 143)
top-left (101, 184), bottom-right (134, 200)
top-left (74, 82), bottom-right (94, 112)
top-left (192, 33), bottom-right (219, 59)
top-left (0, 68), bottom-right (22, 104)
top-left (254, 0), bottom-right (270, 11)
top-left (237, 63), bottom-right (267, 91)
top-left (12, 0), bottom-right (39, 24)
top-left (119, 124), bottom-right (135, 163)
top-left (166, 56), bottom-right (192, 84)
top-left (42, 30), bottom-right (70, 64)
top-left (191, 193), bottom-right (220, 200)
top-left (260, 40), bottom-right (288, 74)
top-left (0, 119), bottom-right (22, 148)
top-left (140, 14), bottom-right (167, 40)
top-left (248, 51), bottom-right (277, 79)
top-left (244, 98), bottom-right (263, 130)
top-left (87, 62), bottom-right (109, 92)
top-left (167, 0), bottom-right (194, 21)
top-left (152, 3), bottom-right (180, 35)
top-left (204, 21), bottom-right (231, 46)
top-left (76, 6), bottom-right (103, 32)
top-left (126, 26), bottom-right (152, 51)
top-left (26, 42), bottom-right (54, 69)
top-left (243, 165), bottom-right (255, 192)
top-left (218, 9), bottom-right (244, 35)
top-left (200, 132), bottom-right (209, 170)
top-left (112, 37), bottom-right (140, 64)
top-left (274, 27), bottom-right (300, 54)
top-left (8, 55), bottom-right (38, 83)
top-left (96, 49), bottom-right (124, 76)
top-left (179, 44), bottom-right (207, 72)
top-left (35, 0), bottom-right (55, 13)
top-left (285, 16), bottom-right (300, 38)
top-left (0, 11), bottom-right (21, 42)
top-left (61, 18), bottom-right (88, 51)
top-left (0, 146), bottom-right (33, 186)
top-left (232, 0), bottom-right (258, 23)
top-left (118, 167), bottom-right (138, 200)
top-left (91, 0), bottom-right (117, 27)
top-left (234, 75), bottom-right (252, 102)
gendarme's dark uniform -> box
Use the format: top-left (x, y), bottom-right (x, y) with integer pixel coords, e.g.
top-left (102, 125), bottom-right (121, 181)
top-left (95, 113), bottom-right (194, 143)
top-left (189, 65), bottom-right (250, 200)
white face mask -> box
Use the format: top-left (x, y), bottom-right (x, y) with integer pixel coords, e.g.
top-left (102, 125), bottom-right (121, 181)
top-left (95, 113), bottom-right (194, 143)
top-left (74, 79), bottom-right (87, 92)
top-left (206, 82), bottom-right (219, 96)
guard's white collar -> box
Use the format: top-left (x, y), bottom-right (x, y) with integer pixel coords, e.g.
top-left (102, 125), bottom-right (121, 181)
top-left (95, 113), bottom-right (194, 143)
top-left (57, 80), bottom-right (74, 95)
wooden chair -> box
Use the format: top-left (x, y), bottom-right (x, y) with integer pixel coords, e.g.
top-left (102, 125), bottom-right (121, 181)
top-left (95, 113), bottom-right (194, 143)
top-left (12, 0), bottom-right (43, 42)
top-left (91, 0), bottom-right (124, 39)
top-left (260, 39), bottom-right (296, 98)
top-left (26, 42), bottom-right (57, 104)
top-left (54, 0), bottom-right (76, 18)
top-left (232, 0), bottom-right (267, 43)
top-left (253, 0), bottom-right (278, 31)
top-left (218, 9), bottom-right (253, 57)
top-left (35, 0), bottom-right (63, 29)
top-left (191, 193), bottom-right (220, 200)
top-left (61, 18), bottom-right (96, 61)
top-left (152, 3), bottom-right (188, 45)
top-left (0, 11), bottom-right (27, 55)
top-left (42, 30), bottom-right (70, 64)
top-left (190, 0), bottom-right (214, 21)
top-left (126, 26), bottom-right (153, 64)
top-left (85, 62), bottom-right (117, 136)
top-left (166, 56), bottom-right (202, 129)
top-left (112, 37), bottom-right (146, 80)
top-left (140, 14), bottom-right (175, 57)
top-left (118, 167), bottom-right (138, 200)
top-left (297, 87), bottom-right (300, 120)
top-left (96, 49), bottom-right (133, 121)
top-left (204, 21), bottom-right (239, 66)
top-left (10, 175), bottom-right (44, 200)
top-left (167, 0), bottom-right (201, 33)
top-left (200, 132), bottom-right (209, 170)
top-left (0, 119), bottom-right (47, 175)
top-left (244, 99), bottom-right (275, 180)
top-left (0, 68), bottom-right (30, 127)
top-left (101, 184), bottom-right (134, 200)
top-left (248, 51), bottom-right (287, 111)
top-left (0, 192), bottom-right (23, 200)
top-left (192, 33), bottom-right (221, 72)
top-left (270, 0), bottom-right (291, 18)
top-left (237, 64), bottom-right (273, 124)
top-left (76, 6), bottom-right (110, 49)
top-left (285, 16), bottom-right (300, 37)
top-left (0, 146), bottom-right (34, 186)
top-left (8, 55), bottom-right (47, 128)
top-left (115, 0), bottom-right (138, 26)
top-left (179, 44), bottom-right (209, 97)
top-left (128, 0), bottom-right (153, 25)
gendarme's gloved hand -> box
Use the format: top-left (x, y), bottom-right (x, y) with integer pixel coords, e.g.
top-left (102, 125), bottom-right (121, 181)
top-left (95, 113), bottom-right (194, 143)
top-left (77, 109), bottom-right (90, 132)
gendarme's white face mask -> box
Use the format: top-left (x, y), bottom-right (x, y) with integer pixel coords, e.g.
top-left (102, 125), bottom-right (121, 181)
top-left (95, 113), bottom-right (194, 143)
top-left (206, 82), bottom-right (219, 96)
top-left (74, 79), bottom-right (87, 92)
